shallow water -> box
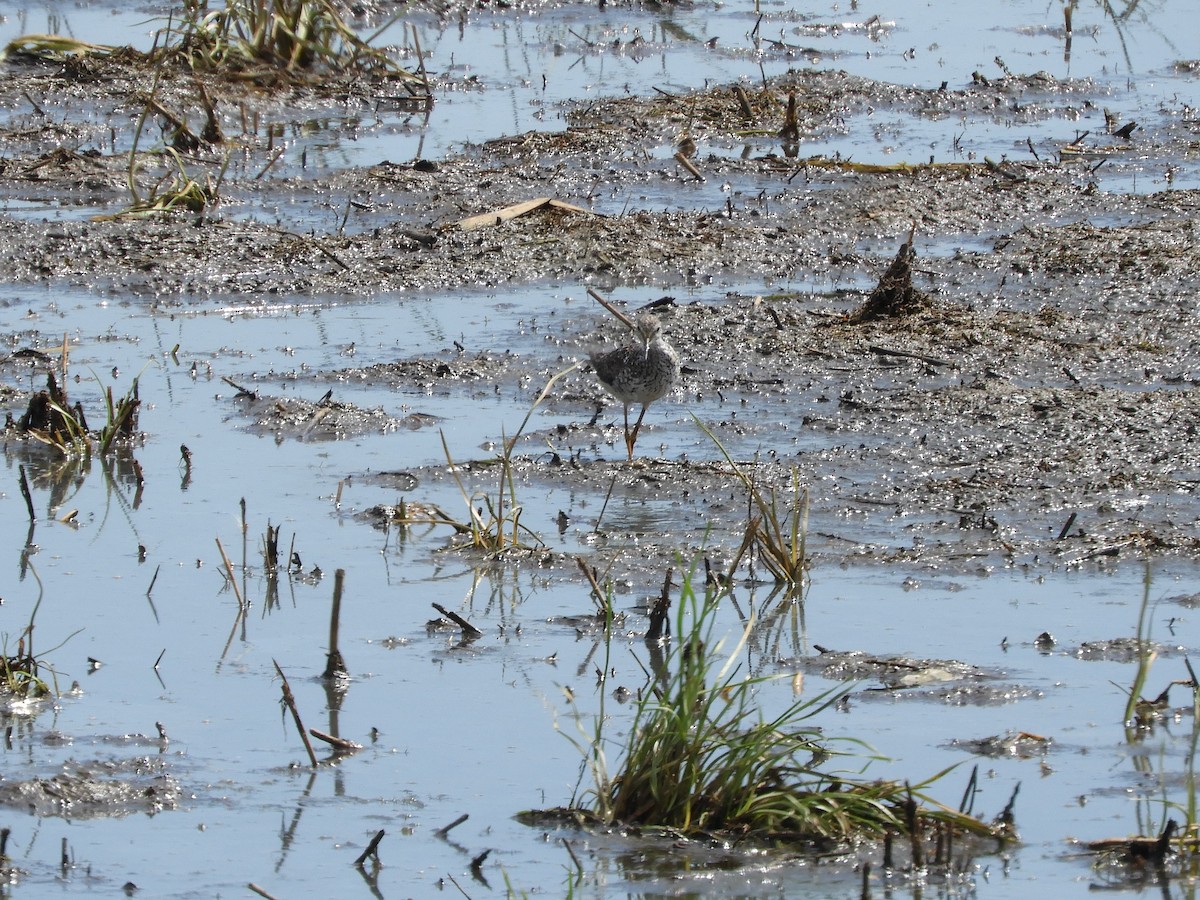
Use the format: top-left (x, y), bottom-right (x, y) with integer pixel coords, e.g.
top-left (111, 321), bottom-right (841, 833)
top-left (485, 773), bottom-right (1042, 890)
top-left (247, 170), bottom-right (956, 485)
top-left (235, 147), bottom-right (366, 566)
top-left (1, 1), bottom-right (1200, 897)
top-left (2, 277), bottom-right (1198, 897)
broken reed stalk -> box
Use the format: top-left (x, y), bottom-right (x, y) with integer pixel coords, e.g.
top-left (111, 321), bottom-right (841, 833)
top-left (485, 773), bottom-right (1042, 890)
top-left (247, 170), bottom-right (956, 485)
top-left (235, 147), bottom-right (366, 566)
top-left (432, 602), bottom-right (482, 639)
top-left (587, 287), bottom-right (638, 330)
top-left (409, 25), bottom-right (433, 97)
top-left (18, 465), bottom-right (35, 521)
top-left (993, 783), bottom-right (1020, 840)
top-left (179, 444), bottom-right (193, 488)
top-left (779, 91), bottom-right (799, 142)
top-left (593, 471), bottom-right (618, 533)
top-left (904, 785), bottom-right (924, 869)
top-left (264, 521), bottom-right (281, 574)
top-left (575, 556), bottom-right (612, 622)
top-left (561, 837), bottom-right (584, 875)
top-left (240, 497), bottom-right (248, 576)
top-left (958, 764), bottom-right (979, 816)
top-left (215, 537), bottom-right (245, 607)
top-left (354, 829), bottom-right (385, 867)
top-left (309, 728), bottom-right (362, 752)
top-left (645, 568), bottom-right (673, 641)
top-left (323, 568), bottom-right (348, 680)
top-left (733, 84), bottom-right (754, 118)
top-left (1056, 512), bottom-right (1077, 541)
top-left (674, 151), bottom-right (704, 181)
top-left (1124, 568), bottom-right (1156, 728)
top-left (435, 813), bottom-right (468, 837)
top-left (273, 659), bottom-right (318, 767)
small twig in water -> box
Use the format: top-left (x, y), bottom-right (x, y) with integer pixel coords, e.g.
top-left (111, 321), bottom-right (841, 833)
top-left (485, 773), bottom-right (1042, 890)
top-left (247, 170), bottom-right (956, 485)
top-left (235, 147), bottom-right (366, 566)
top-left (273, 659), bottom-right (319, 767)
top-left (904, 783), bottom-right (924, 868)
top-left (432, 603), bottom-right (482, 639)
top-left (435, 813), bottom-right (469, 838)
top-left (1056, 512), bottom-right (1077, 541)
top-left (646, 568), bottom-right (673, 641)
top-left (593, 471), bottom-right (618, 533)
top-left (18, 465), bottom-right (35, 521)
top-left (568, 27), bottom-right (595, 47)
top-left (221, 375), bottom-right (258, 398)
top-left (310, 728), bottom-right (363, 752)
top-left (354, 830), bottom-right (385, 867)
top-left (215, 537), bottom-right (245, 608)
top-left (561, 838), bottom-right (584, 874)
top-left (587, 287), bottom-right (637, 331)
top-left (575, 557), bottom-right (610, 618)
top-left (869, 345), bottom-right (953, 368)
top-left (673, 151), bottom-right (704, 182)
top-left (733, 84), bottom-right (753, 118)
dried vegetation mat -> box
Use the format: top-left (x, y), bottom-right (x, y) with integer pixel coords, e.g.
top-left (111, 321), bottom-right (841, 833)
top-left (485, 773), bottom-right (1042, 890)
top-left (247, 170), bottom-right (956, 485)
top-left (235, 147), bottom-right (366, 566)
top-left (0, 0), bottom-right (432, 217)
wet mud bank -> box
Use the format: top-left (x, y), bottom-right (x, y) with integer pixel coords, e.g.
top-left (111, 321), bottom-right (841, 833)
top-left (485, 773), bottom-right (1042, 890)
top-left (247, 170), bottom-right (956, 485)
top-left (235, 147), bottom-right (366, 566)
top-left (0, 48), bottom-right (1198, 581)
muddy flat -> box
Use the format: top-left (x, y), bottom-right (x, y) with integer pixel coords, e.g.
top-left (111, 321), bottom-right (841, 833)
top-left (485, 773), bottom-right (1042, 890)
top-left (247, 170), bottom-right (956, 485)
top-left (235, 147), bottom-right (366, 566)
top-left (2, 39), bottom-right (1198, 573)
top-left (1, 3), bottom-right (1199, 897)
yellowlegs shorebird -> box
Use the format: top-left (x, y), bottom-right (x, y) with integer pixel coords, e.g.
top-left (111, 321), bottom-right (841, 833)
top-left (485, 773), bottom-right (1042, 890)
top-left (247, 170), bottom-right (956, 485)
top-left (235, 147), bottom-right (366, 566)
top-left (590, 312), bottom-right (679, 460)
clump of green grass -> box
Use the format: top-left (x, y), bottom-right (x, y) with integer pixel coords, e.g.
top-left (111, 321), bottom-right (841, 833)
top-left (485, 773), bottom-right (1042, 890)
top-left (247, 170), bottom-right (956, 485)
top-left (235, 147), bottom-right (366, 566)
top-left (99, 377), bottom-right (143, 454)
top-left (4, 1), bottom-right (426, 83)
top-left (1121, 564), bottom-right (1161, 732)
top-left (696, 417), bottom-right (809, 588)
top-left (99, 145), bottom-right (221, 221)
top-left (2, 565), bottom-right (75, 700)
top-left (94, 63), bottom-right (230, 222)
top-left (163, 0), bottom-right (421, 81)
top-left (556, 573), bottom-right (1006, 849)
top-left (19, 372), bottom-right (90, 456)
top-left (16, 355), bottom-right (142, 458)
top-left (440, 363), bottom-right (580, 553)
top-left (441, 430), bottom-right (543, 554)
top-left (1, 634), bottom-right (50, 699)
top-left (1085, 566), bottom-right (1200, 880)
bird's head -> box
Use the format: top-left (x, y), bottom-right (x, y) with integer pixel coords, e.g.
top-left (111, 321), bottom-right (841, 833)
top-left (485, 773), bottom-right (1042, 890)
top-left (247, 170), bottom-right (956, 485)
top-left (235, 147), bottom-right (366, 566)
top-left (634, 315), bottom-right (661, 354)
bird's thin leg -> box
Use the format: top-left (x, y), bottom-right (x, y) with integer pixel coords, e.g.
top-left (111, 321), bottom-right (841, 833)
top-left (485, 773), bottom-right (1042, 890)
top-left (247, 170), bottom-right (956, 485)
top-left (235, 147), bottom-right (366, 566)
top-left (628, 404), bottom-right (650, 459)
top-left (623, 403), bottom-right (634, 460)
